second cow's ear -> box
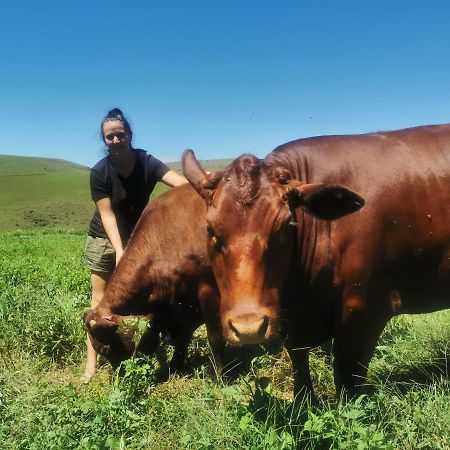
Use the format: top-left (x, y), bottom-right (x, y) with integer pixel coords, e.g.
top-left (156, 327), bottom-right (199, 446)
top-left (286, 181), bottom-right (364, 220)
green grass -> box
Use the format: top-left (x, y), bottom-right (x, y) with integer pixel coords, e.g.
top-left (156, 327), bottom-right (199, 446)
top-left (0, 227), bottom-right (449, 449)
top-left (0, 155), bottom-right (231, 231)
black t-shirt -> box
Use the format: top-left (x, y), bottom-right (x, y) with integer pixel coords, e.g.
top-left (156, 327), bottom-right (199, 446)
top-left (88, 149), bottom-right (170, 244)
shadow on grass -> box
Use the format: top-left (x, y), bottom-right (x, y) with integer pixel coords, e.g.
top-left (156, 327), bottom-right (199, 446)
top-left (371, 353), bottom-right (449, 393)
top-left (185, 337), bottom-right (284, 381)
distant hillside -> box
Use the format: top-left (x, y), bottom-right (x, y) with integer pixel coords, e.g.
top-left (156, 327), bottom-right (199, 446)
top-left (0, 155), bottom-right (231, 231)
top-left (0, 155), bottom-right (92, 230)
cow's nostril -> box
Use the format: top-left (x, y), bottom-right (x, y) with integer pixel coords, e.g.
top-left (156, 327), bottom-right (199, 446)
top-left (258, 316), bottom-right (269, 337)
top-left (228, 319), bottom-right (240, 337)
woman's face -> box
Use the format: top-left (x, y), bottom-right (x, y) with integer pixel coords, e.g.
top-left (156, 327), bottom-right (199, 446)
top-left (103, 120), bottom-right (131, 154)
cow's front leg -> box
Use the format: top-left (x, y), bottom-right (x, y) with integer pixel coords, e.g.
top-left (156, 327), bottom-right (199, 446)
top-left (138, 323), bottom-right (163, 356)
top-left (207, 332), bottom-right (225, 380)
top-left (199, 282), bottom-right (224, 379)
top-left (286, 340), bottom-right (315, 400)
top-left (137, 324), bottom-right (170, 380)
top-left (169, 326), bottom-right (195, 373)
top-left (333, 303), bottom-right (389, 398)
top-left (283, 301), bottom-right (328, 402)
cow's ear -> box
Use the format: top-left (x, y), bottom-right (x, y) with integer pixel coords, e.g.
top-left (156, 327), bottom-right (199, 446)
top-left (84, 308), bottom-right (120, 333)
top-left (182, 149), bottom-right (223, 203)
top-left (286, 182), bottom-right (364, 220)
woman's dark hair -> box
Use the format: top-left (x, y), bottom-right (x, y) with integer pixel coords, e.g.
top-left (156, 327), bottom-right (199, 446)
top-left (100, 107), bottom-right (133, 145)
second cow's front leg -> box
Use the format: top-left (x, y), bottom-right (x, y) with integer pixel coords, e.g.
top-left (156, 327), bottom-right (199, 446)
top-left (168, 322), bottom-right (198, 374)
top-left (333, 296), bottom-right (390, 398)
top-left (286, 338), bottom-right (316, 401)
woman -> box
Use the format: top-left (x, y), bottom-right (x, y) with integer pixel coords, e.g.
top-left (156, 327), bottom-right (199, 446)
top-left (81, 108), bottom-right (187, 382)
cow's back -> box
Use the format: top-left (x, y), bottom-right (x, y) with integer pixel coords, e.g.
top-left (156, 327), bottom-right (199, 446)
top-left (268, 124), bottom-right (450, 197)
top-left (103, 183), bottom-right (210, 315)
top-left (267, 124), bottom-right (450, 313)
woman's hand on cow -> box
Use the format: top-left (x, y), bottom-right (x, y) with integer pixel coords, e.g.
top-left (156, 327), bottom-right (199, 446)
top-left (161, 170), bottom-right (188, 187)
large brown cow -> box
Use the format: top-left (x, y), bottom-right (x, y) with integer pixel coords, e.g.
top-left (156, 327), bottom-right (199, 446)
top-left (182, 123), bottom-right (450, 397)
top-left (84, 184), bottom-right (224, 373)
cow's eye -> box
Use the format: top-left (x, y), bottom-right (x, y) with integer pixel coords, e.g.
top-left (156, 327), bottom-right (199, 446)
top-left (207, 224), bottom-right (222, 250)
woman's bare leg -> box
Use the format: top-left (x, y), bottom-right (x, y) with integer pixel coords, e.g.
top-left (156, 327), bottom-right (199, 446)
top-left (81, 271), bottom-right (111, 382)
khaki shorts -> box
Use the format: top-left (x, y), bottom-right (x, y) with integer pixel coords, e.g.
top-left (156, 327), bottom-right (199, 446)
top-left (84, 236), bottom-right (116, 273)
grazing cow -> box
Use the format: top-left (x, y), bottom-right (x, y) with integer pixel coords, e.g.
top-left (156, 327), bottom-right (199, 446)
top-left (84, 184), bottom-right (224, 373)
top-left (182, 123), bottom-right (450, 397)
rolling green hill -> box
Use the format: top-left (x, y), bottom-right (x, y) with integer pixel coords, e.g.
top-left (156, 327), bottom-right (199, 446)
top-left (0, 155), bottom-right (231, 231)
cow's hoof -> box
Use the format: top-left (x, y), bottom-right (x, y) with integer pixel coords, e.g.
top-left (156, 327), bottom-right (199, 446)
top-left (155, 367), bottom-right (170, 382)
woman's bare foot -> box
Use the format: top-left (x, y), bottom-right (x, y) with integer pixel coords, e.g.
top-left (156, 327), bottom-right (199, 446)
top-left (80, 370), bottom-right (95, 384)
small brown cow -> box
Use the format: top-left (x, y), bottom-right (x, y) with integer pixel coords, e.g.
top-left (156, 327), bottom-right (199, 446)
top-left (84, 184), bottom-right (224, 373)
top-left (183, 123), bottom-right (450, 397)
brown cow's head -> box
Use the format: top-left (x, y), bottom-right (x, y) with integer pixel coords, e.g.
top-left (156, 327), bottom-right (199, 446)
top-left (182, 149), bottom-right (364, 346)
top-left (83, 307), bottom-right (154, 368)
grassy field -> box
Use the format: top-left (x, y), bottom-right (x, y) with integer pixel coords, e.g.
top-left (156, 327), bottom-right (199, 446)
top-left (0, 156), bottom-right (449, 449)
top-left (0, 155), bottom-right (92, 230)
top-left (0, 227), bottom-right (449, 449)
top-left (0, 155), bottom-right (231, 231)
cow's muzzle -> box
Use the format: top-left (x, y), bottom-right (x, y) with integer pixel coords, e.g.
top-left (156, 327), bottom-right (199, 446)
top-left (225, 310), bottom-right (275, 345)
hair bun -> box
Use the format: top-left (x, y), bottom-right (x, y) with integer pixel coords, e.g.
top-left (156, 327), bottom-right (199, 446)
top-left (106, 107), bottom-right (124, 119)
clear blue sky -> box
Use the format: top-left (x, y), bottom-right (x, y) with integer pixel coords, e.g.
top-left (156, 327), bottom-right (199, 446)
top-left (1, 0), bottom-right (449, 168)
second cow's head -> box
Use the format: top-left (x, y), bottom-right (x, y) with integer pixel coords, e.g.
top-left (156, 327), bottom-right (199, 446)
top-left (182, 150), bottom-right (364, 346)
